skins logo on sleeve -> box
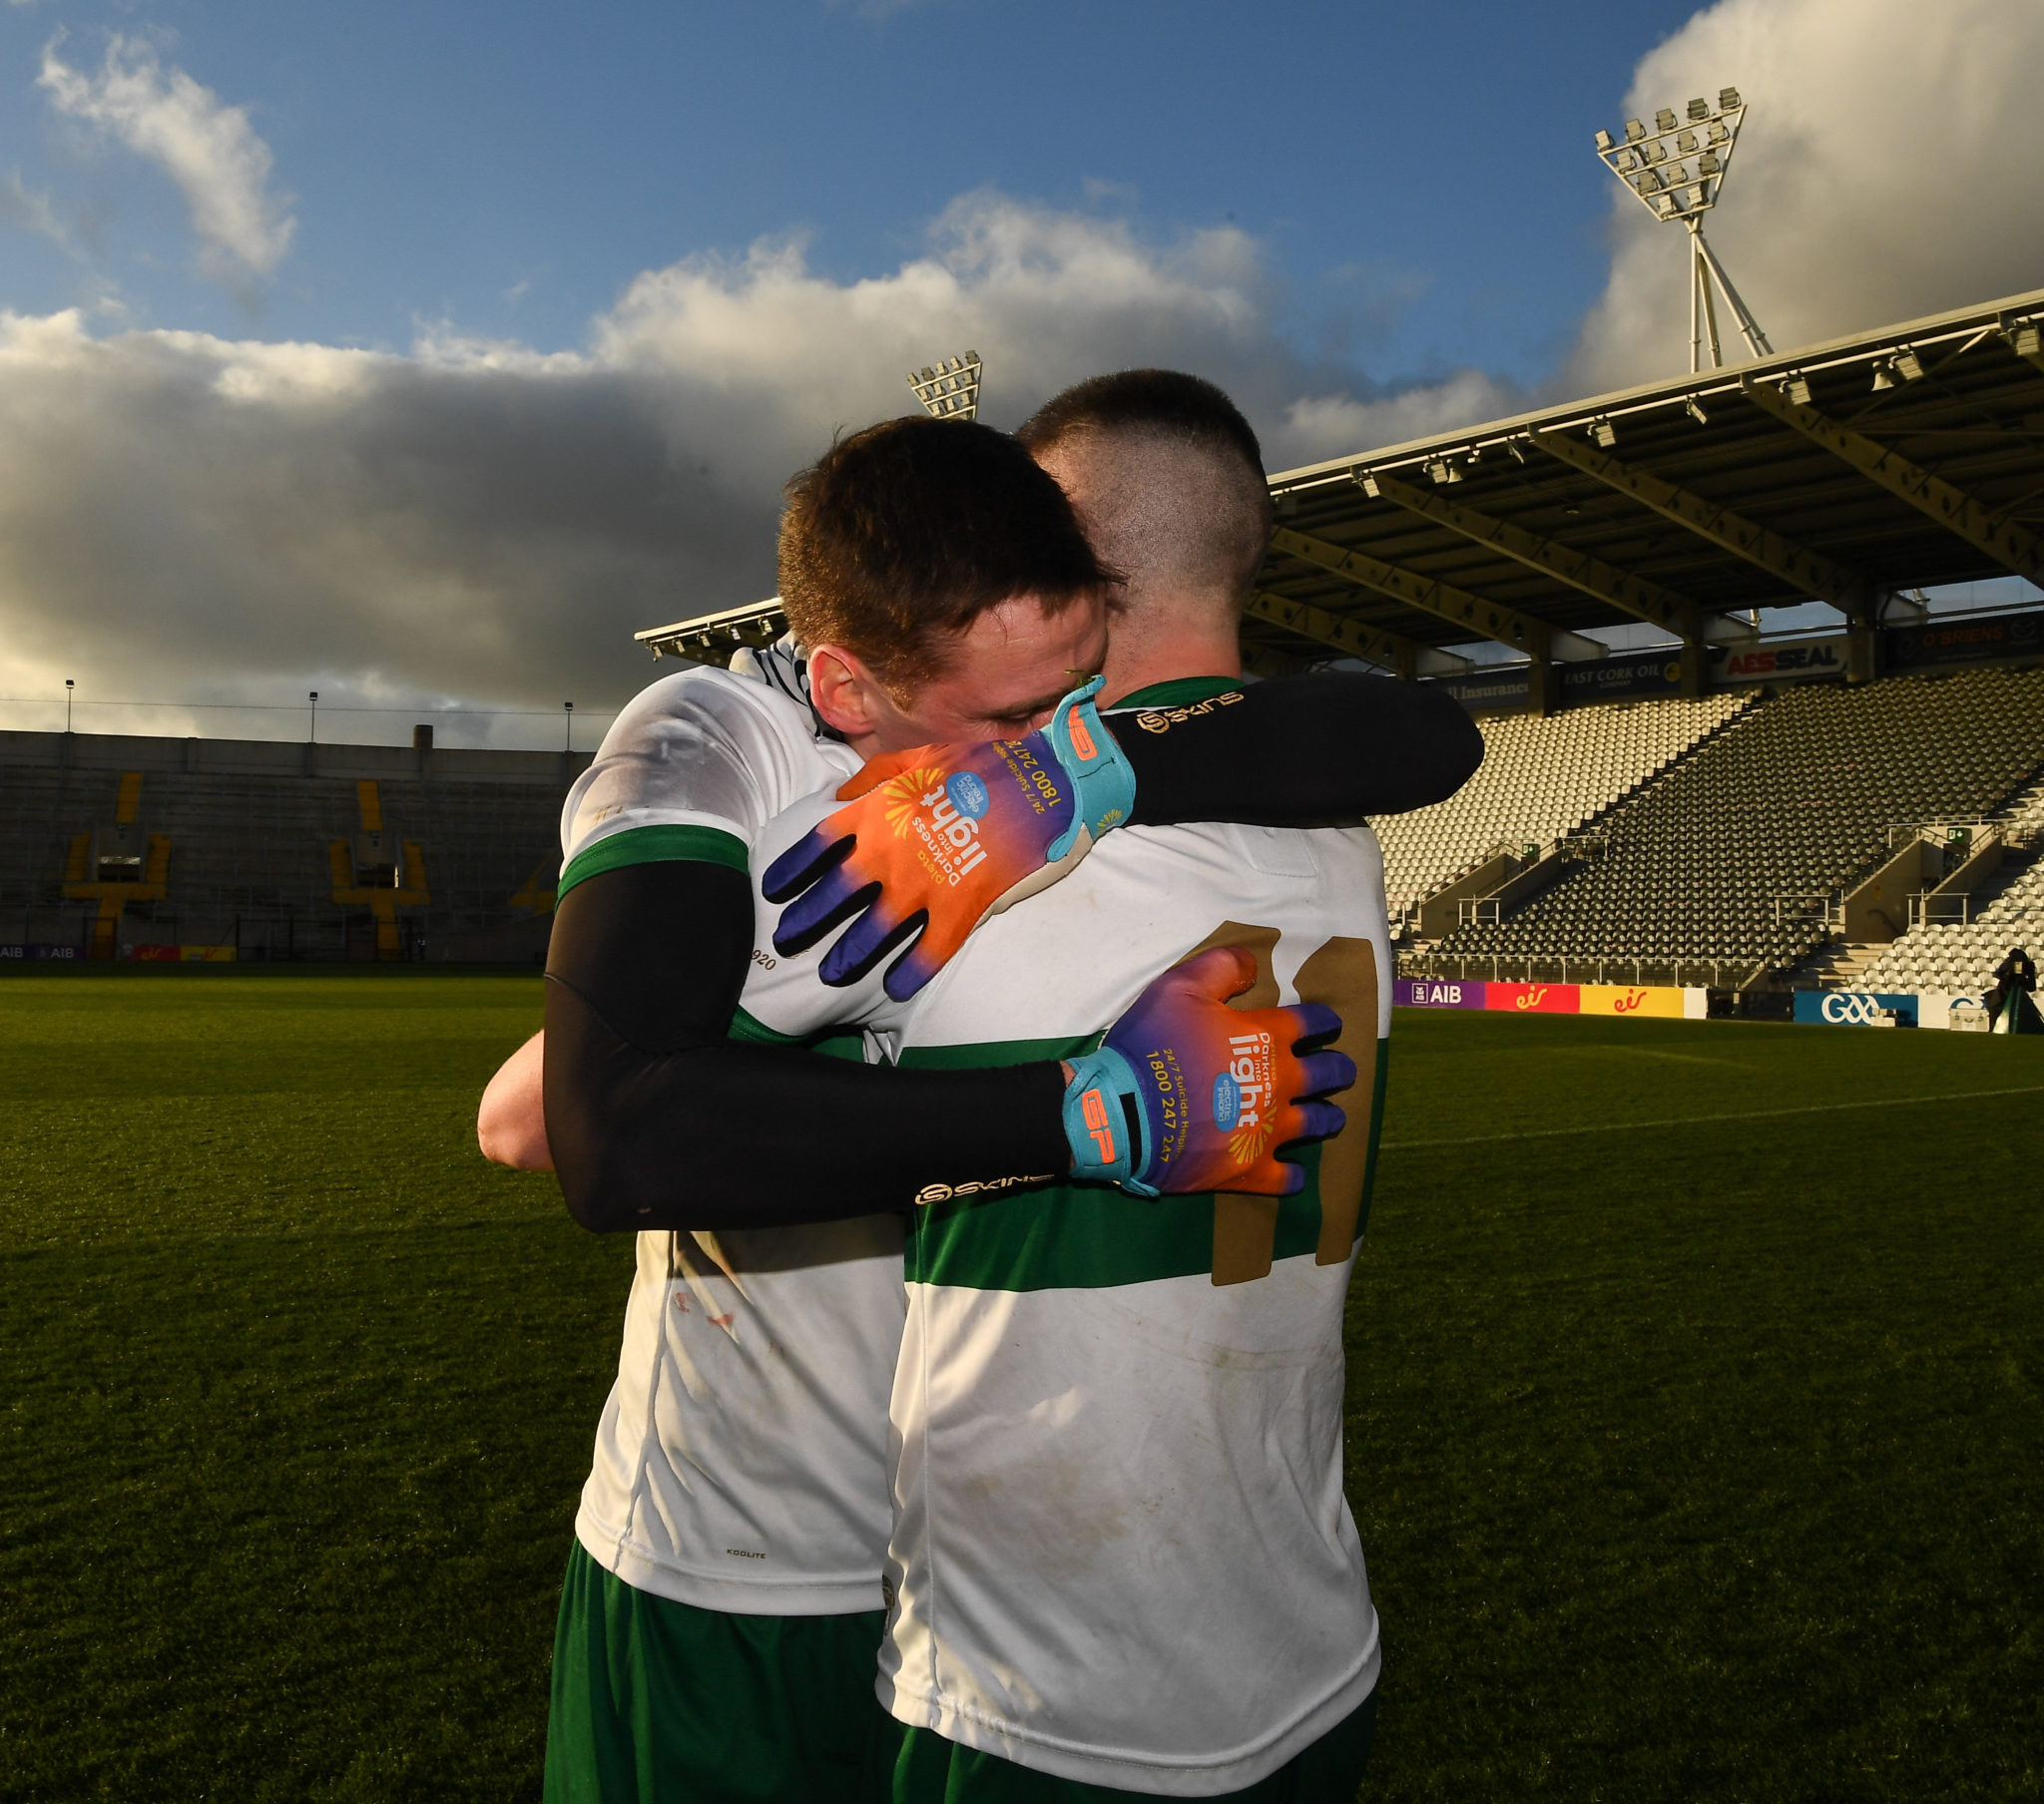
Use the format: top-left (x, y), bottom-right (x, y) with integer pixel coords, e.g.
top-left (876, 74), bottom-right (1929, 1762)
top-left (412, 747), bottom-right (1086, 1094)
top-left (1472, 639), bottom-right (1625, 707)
top-left (915, 1172), bottom-right (1059, 1205)
top-left (1130, 691), bottom-right (1247, 734)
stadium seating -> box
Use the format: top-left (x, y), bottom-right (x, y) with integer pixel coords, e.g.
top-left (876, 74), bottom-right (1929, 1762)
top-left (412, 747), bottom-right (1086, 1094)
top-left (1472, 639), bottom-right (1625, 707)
top-left (1422, 667), bottom-right (2044, 984)
top-left (1375, 691), bottom-right (1753, 921)
top-left (1854, 772), bottom-right (2044, 994)
top-left (0, 730), bottom-right (578, 961)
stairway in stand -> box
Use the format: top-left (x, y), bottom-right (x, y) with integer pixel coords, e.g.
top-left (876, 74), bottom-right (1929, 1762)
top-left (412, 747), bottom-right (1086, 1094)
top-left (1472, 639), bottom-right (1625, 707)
top-left (1794, 941), bottom-right (1886, 990)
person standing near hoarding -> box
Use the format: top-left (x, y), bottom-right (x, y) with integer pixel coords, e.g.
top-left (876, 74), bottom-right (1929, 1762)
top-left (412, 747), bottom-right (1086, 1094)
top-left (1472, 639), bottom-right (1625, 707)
top-left (1987, 945), bottom-right (2041, 1034)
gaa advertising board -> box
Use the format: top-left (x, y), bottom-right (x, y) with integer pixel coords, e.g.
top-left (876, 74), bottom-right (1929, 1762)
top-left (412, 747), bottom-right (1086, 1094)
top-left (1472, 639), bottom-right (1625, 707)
top-left (1399, 979), bottom-right (1972, 1031)
top-left (1791, 991), bottom-right (1920, 1028)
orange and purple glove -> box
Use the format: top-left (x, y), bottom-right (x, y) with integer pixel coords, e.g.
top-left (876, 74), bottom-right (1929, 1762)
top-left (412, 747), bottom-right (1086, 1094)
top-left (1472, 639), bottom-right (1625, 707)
top-left (763, 678), bottom-right (1138, 1001)
top-left (1064, 946), bottom-right (1354, 1197)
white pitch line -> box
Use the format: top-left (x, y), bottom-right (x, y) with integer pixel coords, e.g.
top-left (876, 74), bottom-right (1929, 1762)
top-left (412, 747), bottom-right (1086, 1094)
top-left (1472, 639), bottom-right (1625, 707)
top-left (1380, 1084), bottom-right (2044, 1151)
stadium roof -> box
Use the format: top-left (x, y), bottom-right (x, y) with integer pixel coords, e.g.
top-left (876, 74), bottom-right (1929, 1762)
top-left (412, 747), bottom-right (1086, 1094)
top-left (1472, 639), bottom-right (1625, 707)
top-left (638, 285), bottom-right (2044, 677)
top-left (1247, 285), bottom-right (2044, 678)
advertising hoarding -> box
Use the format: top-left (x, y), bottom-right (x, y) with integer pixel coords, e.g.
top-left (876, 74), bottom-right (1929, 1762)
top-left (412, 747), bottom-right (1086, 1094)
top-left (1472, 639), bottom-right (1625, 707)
top-left (1431, 670), bottom-right (1531, 715)
top-left (1716, 636), bottom-right (1847, 685)
top-left (1558, 650), bottom-right (1690, 704)
top-left (1792, 991), bottom-right (1920, 1028)
top-left (1484, 982), bottom-right (1579, 1014)
top-left (1578, 984), bottom-right (1687, 1018)
top-left (1394, 978), bottom-right (1489, 1009)
top-left (1885, 607), bottom-right (2044, 672)
top-left (1395, 979), bottom-right (1705, 1018)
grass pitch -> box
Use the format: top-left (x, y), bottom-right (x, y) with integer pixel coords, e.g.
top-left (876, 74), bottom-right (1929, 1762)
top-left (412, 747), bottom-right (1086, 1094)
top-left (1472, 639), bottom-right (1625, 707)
top-left (1, 975), bottom-right (2040, 1801)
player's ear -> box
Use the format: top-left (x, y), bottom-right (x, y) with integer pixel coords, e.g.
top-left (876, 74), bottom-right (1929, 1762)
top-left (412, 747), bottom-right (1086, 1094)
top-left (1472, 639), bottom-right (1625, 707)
top-left (807, 644), bottom-right (891, 740)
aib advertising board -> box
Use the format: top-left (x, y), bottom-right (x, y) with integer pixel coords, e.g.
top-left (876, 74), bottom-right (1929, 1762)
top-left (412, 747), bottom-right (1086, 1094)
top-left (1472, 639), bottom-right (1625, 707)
top-left (1394, 980), bottom-right (1697, 1018)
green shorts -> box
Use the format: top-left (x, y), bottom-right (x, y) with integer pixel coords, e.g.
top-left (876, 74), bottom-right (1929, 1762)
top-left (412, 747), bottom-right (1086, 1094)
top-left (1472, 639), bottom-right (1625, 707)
top-left (544, 1539), bottom-right (893, 1803)
top-left (881, 1687), bottom-right (1377, 1803)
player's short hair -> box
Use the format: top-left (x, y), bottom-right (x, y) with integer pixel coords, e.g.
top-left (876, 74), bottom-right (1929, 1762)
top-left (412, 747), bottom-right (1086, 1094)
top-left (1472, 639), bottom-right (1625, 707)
top-left (1015, 370), bottom-right (1273, 607)
top-left (778, 415), bottom-right (1109, 693)
top-left (1017, 369), bottom-right (1267, 479)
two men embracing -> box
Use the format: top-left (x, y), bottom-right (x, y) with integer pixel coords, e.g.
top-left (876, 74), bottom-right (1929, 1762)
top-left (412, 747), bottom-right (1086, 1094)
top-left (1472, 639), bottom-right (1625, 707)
top-left (481, 369), bottom-right (1481, 1801)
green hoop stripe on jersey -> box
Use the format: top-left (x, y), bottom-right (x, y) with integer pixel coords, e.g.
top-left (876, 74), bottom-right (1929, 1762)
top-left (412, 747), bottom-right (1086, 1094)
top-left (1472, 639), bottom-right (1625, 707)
top-left (558, 822), bottom-right (748, 901)
top-left (898, 1040), bottom-right (1386, 1294)
top-left (730, 1005), bottom-right (865, 1062)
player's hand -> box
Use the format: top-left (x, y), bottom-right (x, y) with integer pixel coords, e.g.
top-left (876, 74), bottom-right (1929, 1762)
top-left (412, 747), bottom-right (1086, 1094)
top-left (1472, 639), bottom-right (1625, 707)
top-left (762, 678), bottom-right (1137, 1002)
top-left (1062, 946), bottom-right (1354, 1197)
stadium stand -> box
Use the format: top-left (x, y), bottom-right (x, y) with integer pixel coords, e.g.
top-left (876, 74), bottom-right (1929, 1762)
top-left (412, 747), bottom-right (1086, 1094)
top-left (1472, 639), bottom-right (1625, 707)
top-left (1414, 666), bottom-right (2044, 986)
top-left (1375, 691), bottom-right (1752, 922)
top-left (1854, 772), bottom-right (2044, 994)
top-left (0, 730), bottom-right (584, 962)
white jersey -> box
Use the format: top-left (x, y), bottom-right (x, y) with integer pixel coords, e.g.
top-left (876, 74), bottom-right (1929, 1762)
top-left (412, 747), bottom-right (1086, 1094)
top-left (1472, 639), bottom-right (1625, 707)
top-left (559, 656), bottom-right (908, 1616)
top-left (750, 676), bottom-right (1391, 1793)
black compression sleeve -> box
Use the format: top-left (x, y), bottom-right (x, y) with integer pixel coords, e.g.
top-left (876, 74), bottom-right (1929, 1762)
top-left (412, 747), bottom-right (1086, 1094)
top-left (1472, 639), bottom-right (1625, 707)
top-left (1113, 673), bottom-right (1483, 825)
top-left (544, 860), bottom-right (1072, 1233)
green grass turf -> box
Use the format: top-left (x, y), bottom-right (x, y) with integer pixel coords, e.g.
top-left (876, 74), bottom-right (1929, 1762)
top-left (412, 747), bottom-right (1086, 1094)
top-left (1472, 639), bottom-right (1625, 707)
top-left (0, 970), bottom-right (611, 1802)
top-left (1347, 1010), bottom-right (2044, 1802)
top-left (1, 975), bottom-right (2039, 1801)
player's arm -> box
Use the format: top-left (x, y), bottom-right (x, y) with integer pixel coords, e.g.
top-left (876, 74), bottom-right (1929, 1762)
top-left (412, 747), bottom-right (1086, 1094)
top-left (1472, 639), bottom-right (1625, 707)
top-left (543, 858), bottom-right (1349, 1231)
top-left (1108, 671), bottom-right (1484, 826)
top-left (545, 857), bottom-right (1065, 1230)
top-left (766, 673), bottom-right (1480, 999)
top-left (478, 1031), bottom-right (552, 1169)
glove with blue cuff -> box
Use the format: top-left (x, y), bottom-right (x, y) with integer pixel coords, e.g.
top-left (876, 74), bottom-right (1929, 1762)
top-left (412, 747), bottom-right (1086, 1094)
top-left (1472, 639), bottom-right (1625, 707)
top-left (1063, 946), bottom-right (1355, 1197)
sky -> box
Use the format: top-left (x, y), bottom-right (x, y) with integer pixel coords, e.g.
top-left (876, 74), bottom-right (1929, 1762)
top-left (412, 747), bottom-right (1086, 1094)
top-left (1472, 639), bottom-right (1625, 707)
top-left (1, 0), bottom-right (2041, 745)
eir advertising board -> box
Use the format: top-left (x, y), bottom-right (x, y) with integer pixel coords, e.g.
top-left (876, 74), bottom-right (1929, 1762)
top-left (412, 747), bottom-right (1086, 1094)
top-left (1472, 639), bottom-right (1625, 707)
top-left (1394, 980), bottom-right (1701, 1018)
top-left (1578, 984), bottom-right (1686, 1018)
top-left (1485, 982), bottom-right (1578, 1014)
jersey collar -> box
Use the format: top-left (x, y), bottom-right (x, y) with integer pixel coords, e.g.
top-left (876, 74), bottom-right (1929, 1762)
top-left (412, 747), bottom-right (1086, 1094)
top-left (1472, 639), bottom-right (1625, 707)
top-left (1106, 674), bottom-right (1246, 709)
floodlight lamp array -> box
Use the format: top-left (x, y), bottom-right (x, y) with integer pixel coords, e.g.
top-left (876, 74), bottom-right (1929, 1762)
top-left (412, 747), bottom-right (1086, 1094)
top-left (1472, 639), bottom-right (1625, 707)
top-left (907, 351), bottom-right (983, 422)
top-left (1594, 86), bottom-right (1745, 224)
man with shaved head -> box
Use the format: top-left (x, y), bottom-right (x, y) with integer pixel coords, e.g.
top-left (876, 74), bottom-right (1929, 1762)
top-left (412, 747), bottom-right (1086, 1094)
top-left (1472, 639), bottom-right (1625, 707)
top-left (1021, 369), bottom-right (1279, 694)
top-left (744, 370), bottom-right (1408, 1799)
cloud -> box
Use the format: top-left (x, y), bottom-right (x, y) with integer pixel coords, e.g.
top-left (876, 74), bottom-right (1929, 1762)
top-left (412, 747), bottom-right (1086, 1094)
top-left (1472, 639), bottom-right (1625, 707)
top-left (37, 33), bottom-right (296, 287)
top-left (1278, 370), bottom-right (1522, 464)
top-left (0, 194), bottom-right (1505, 729)
top-left (1, 170), bottom-right (71, 253)
top-left (1569, 0), bottom-right (2044, 392)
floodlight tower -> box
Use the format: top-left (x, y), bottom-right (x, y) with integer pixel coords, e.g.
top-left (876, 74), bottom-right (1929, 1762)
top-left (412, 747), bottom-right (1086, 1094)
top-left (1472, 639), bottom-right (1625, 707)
top-left (1595, 87), bottom-right (1772, 374)
top-left (907, 351), bottom-right (982, 420)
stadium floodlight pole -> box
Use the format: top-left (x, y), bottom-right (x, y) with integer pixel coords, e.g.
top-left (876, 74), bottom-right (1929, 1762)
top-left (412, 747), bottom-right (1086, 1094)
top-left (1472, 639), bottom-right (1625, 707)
top-left (308, 690), bottom-right (318, 743)
top-left (1594, 87), bottom-right (1772, 373)
top-left (564, 700), bottom-right (574, 751)
top-left (907, 351), bottom-right (983, 422)
top-left (65, 678), bottom-right (73, 733)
